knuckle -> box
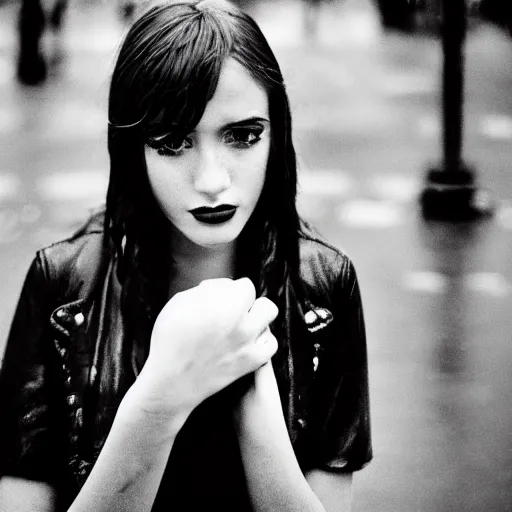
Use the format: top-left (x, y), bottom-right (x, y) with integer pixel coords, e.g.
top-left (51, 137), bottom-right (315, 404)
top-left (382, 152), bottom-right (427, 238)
top-left (256, 297), bottom-right (279, 317)
top-left (236, 277), bottom-right (256, 298)
top-left (237, 276), bottom-right (254, 288)
top-left (198, 278), bottom-right (231, 290)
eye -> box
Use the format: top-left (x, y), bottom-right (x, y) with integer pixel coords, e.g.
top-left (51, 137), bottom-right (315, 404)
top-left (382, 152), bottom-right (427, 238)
top-left (224, 126), bottom-right (264, 148)
top-left (146, 135), bottom-right (192, 157)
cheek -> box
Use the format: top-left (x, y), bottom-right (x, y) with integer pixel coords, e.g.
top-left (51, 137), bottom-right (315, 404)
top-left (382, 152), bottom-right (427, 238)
top-left (237, 143), bottom-right (269, 199)
top-left (145, 152), bottom-right (185, 213)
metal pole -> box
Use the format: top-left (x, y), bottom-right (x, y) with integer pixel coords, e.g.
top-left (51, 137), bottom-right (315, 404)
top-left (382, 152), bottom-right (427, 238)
top-left (420, 0), bottom-right (492, 220)
top-left (17, 0), bottom-right (47, 85)
top-left (442, 0), bottom-right (466, 172)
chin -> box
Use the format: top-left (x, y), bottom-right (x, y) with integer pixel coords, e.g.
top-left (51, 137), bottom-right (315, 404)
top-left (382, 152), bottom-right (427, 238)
top-left (184, 223), bottom-right (244, 249)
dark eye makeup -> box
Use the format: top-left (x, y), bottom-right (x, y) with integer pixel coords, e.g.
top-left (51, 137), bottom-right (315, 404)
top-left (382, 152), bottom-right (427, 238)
top-left (224, 125), bottom-right (265, 147)
top-left (146, 134), bottom-right (192, 157)
top-left (145, 119), bottom-right (267, 157)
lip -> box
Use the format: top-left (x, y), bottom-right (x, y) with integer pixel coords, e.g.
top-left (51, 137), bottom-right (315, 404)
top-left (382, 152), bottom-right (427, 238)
top-left (189, 204), bottom-right (238, 225)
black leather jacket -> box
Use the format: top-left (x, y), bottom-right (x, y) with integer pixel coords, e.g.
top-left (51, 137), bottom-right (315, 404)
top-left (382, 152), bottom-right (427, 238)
top-left (0, 213), bottom-right (372, 511)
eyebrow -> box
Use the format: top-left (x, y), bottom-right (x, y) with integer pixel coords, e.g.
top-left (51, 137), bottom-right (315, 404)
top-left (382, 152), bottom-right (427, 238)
top-left (222, 116), bottom-right (270, 130)
top-left (148, 117), bottom-right (270, 141)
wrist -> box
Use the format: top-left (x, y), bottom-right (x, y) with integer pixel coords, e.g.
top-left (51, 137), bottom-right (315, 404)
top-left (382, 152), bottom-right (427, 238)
top-left (233, 364), bottom-right (286, 436)
top-left (120, 379), bottom-right (192, 440)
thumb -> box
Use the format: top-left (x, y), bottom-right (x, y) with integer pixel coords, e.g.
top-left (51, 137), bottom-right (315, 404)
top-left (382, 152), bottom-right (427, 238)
top-left (245, 297), bottom-right (279, 338)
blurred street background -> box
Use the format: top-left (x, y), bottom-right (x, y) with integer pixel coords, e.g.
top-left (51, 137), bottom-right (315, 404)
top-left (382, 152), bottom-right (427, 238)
top-left (1, 0), bottom-right (512, 511)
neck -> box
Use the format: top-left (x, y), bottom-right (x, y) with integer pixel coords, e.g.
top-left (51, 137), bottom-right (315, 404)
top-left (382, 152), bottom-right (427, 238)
top-left (169, 230), bottom-right (237, 295)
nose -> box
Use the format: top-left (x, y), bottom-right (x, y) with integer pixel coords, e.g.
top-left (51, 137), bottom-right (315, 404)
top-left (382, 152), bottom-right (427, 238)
top-left (194, 145), bottom-right (231, 197)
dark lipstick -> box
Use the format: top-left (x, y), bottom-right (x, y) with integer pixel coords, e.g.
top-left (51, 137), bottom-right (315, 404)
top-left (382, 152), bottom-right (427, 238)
top-left (189, 204), bottom-right (238, 225)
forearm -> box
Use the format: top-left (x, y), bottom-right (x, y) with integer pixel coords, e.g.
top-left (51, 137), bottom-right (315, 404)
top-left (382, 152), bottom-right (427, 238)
top-left (236, 416), bottom-right (325, 511)
top-left (69, 383), bottom-right (190, 512)
top-left (234, 371), bottom-right (325, 512)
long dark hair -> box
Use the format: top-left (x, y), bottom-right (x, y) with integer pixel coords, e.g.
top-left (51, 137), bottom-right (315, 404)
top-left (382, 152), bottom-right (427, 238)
top-left (105, 0), bottom-right (305, 338)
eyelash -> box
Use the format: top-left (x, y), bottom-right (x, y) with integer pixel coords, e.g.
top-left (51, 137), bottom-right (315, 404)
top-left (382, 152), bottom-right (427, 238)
top-left (146, 126), bottom-right (264, 158)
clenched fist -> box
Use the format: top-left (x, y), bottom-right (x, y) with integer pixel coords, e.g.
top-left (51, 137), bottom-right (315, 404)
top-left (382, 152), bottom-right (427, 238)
top-left (133, 278), bottom-right (278, 417)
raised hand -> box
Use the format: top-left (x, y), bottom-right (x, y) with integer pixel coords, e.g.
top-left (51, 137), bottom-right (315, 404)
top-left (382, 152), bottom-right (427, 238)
top-left (133, 277), bottom-right (278, 417)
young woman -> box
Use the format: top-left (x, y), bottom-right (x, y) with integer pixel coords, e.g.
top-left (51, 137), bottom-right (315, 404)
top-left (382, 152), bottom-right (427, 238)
top-left (0, 1), bottom-right (372, 511)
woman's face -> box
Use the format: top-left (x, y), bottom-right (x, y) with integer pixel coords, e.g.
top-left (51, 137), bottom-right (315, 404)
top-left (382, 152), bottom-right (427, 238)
top-left (145, 57), bottom-right (270, 250)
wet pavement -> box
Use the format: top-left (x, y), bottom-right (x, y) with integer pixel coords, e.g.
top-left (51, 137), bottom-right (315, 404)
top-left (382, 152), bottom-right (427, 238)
top-left (1, 1), bottom-right (512, 511)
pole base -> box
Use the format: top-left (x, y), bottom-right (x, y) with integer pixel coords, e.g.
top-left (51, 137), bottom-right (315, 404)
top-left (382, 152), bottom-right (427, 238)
top-left (420, 166), bottom-right (493, 221)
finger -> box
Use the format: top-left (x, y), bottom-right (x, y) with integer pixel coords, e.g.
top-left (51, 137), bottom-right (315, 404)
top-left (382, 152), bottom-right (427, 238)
top-left (247, 331), bottom-right (278, 369)
top-left (255, 326), bottom-right (272, 344)
top-left (235, 328), bottom-right (278, 377)
top-left (242, 297), bottom-right (279, 339)
top-left (198, 277), bottom-right (234, 287)
top-left (231, 277), bottom-right (256, 310)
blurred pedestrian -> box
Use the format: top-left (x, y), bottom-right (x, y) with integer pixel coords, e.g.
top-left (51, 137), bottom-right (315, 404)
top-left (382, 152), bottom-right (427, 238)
top-left (16, 0), bottom-right (139, 85)
top-left (16, 0), bottom-right (57, 84)
top-left (0, 1), bottom-right (372, 511)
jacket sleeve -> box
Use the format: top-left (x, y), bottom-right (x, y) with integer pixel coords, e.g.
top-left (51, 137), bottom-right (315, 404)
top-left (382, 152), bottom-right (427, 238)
top-left (305, 255), bottom-right (372, 473)
top-left (0, 253), bottom-right (68, 485)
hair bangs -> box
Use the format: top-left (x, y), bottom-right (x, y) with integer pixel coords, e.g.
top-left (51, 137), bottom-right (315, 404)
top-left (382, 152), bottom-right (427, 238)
top-left (140, 7), bottom-right (233, 139)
